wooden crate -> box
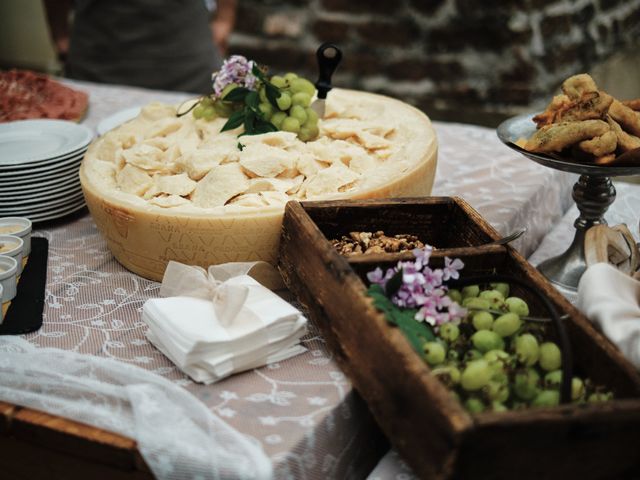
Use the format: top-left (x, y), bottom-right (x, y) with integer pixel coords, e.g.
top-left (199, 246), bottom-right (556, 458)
top-left (278, 197), bottom-right (640, 480)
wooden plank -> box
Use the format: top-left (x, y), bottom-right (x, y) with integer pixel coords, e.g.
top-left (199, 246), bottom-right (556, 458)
top-left (0, 434), bottom-right (154, 480)
top-left (10, 408), bottom-right (148, 473)
top-left (0, 401), bottom-right (19, 433)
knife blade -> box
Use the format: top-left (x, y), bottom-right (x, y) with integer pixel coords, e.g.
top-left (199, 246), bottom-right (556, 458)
top-left (310, 43), bottom-right (342, 118)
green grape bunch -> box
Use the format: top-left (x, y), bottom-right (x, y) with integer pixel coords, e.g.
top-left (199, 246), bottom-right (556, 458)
top-left (419, 282), bottom-right (614, 414)
top-left (186, 64), bottom-right (320, 143)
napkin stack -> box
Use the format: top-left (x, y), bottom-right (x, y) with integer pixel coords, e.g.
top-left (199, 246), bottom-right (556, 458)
top-left (578, 262), bottom-right (640, 369)
top-left (143, 261), bottom-right (307, 384)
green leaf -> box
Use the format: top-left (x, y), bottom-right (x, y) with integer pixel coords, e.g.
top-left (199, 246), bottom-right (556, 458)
top-left (253, 118), bottom-right (278, 134)
top-left (385, 268), bottom-right (404, 297)
top-left (252, 64), bottom-right (266, 82)
top-left (221, 110), bottom-right (245, 132)
top-left (265, 83), bottom-right (281, 108)
top-left (366, 285), bottom-right (435, 355)
top-left (245, 91), bottom-right (260, 110)
top-left (237, 142), bottom-right (246, 151)
top-left (222, 87), bottom-right (251, 102)
top-left (244, 109), bottom-right (256, 133)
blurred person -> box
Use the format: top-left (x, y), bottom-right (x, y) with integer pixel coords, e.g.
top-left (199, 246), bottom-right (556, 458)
top-left (44, 0), bottom-right (237, 93)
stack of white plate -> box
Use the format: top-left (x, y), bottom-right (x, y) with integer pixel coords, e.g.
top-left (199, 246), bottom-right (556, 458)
top-left (0, 119), bottom-right (93, 222)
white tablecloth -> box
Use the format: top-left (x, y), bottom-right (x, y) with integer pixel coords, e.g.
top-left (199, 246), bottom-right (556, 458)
top-left (16, 79), bottom-right (580, 478)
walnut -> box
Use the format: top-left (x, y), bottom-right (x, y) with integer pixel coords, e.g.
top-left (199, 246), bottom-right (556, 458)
top-left (331, 230), bottom-right (426, 256)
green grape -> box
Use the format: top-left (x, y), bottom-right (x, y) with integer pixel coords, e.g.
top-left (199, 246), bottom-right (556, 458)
top-left (423, 341), bottom-right (446, 366)
top-left (439, 323), bottom-right (460, 342)
top-left (192, 105), bottom-right (205, 119)
top-left (471, 330), bottom-right (504, 353)
top-left (491, 369), bottom-right (509, 385)
top-left (281, 116), bottom-right (301, 133)
top-left (258, 102), bottom-right (274, 120)
top-left (303, 107), bottom-right (319, 126)
top-left (214, 101), bottom-right (234, 117)
top-left (447, 348), bottom-right (461, 362)
top-left (490, 282), bottom-right (510, 298)
top-left (220, 82), bottom-right (239, 100)
top-left (464, 349), bottom-right (483, 362)
top-left (447, 289), bottom-right (462, 304)
top-left (465, 397), bottom-right (486, 414)
top-left (298, 124), bottom-right (319, 142)
top-left (484, 349), bottom-right (510, 370)
top-left (491, 401), bottom-right (508, 412)
top-left (201, 96), bottom-right (214, 107)
top-left (270, 75), bottom-right (287, 88)
top-left (290, 77), bottom-right (316, 96)
top-left (284, 72), bottom-right (299, 82)
top-left (431, 365), bottom-right (461, 386)
top-left (462, 297), bottom-right (491, 311)
top-left (505, 297), bottom-right (530, 317)
top-left (543, 370), bottom-right (563, 389)
top-left (461, 359), bottom-right (492, 391)
top-left (202, 107), bottom-right (217, 121)
top-left (259, 86), bottom-right (268, 103)
top-left (479, 289), bottom-right (505, 308)
top-left (485, 380), bottom-right (510, 403)
top-left (270, 111), bottom-right (287, 129)
top-left (514, 333), bottom-right (539, 366)
top-left (588, 391), bottom-right (613, 403)
top-left (289, 105), bottom-right (308, 125)
top-left (531, 389), bottom-right (560, 408)
top-left (539, 342), bottom-right (562, 371)
top-left (291, 92), bottom-right (312, 107)
top-left (492, 312), bottom-right (521, 337)
top-left (276, 92), bottom-right (292, 111)
top-left (461, 285), bottom-right (480, 299)
top-left (513, 368), bottom-right (540, 400)
top-left (472, 311), bottom-right (494, 331)
top-left (571, 377), bottom-right (585, 401)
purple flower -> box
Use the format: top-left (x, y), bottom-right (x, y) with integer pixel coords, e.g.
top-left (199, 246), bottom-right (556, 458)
top-left (412, 246), bottom-right (433, 270)
top-left (442, 256), bottom-right (464, 281)
top-left (367, 267), bottom-right (385, 285)
top-left (422, 267), bottom-right (444, 291)
top-left (212, 55), bottom-right (258, 97)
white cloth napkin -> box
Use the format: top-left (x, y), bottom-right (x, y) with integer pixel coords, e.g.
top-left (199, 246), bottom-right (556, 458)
top-left (577, 262), bottom-right (640, 368)
top-left (143, 261), bottom-right (307, 384)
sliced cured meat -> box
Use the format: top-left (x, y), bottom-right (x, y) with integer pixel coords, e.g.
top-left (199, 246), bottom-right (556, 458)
top-left (0, 69), bottom-right (89, 123)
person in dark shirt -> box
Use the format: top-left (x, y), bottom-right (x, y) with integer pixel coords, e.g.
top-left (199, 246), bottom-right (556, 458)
top-left (44, 0), bottom-right (237, 93)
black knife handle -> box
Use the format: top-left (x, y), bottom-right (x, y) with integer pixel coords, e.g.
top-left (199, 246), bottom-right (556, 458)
top-left (315, 43), bottom-right (342, 100)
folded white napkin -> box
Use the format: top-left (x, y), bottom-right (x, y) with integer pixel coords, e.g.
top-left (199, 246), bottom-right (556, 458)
top-left (143, 261), bottom-right (308, 383)
top-left (577, 262), bottom-right (640, 368)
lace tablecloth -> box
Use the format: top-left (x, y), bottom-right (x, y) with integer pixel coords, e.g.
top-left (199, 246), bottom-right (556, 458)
top-left (19, 79), bottom-right (578, 479)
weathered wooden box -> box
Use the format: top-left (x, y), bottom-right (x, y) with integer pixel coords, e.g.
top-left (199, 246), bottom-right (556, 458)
top-left (278, 197), bottom-right (640, 480)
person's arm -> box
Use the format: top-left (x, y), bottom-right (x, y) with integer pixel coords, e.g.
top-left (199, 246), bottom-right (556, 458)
top-left (210, 0), bottom-right (237, 56)
top-left (43, 0), bottom-right (73, 61)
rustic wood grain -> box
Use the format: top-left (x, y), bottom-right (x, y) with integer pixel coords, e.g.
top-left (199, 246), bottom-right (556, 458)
top-left (278, 196), bottom-right (640, 480)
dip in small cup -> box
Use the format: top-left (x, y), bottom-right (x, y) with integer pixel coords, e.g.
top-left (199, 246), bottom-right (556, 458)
top-left (0, 255), bottom-right (18, 303)
top-left (0, 217), bottom-right (32, 256)
top-left (0, 234), bottom-right (24, 275)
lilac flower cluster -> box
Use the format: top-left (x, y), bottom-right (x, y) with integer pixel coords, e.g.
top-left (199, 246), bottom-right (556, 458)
top-left (212, 55), bottom-right (258, 97)
top-left (367, 246), bottom-right (467, 328)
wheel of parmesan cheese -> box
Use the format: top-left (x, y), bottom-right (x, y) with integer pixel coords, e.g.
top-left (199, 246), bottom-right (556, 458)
top-left (80, 88), bottom-right (438, 281)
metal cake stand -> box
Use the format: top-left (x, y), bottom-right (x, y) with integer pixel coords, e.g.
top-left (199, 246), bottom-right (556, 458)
top-left (497, 113), bottom-right (640, 292)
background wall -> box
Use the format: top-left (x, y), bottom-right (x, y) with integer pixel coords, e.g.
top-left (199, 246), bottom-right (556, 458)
top-left (2, 0), bottom-right (640, 127)
top-left (229, 0), bottom-right (640, 125)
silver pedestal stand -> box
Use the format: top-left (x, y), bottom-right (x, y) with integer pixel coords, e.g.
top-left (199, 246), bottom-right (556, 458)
top-left (497, 113), bottom-right (640, 292)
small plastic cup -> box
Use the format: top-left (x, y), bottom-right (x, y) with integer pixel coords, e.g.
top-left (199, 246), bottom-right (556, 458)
top-left (0, 255), bottom-right (18, 303)
top-left (0, 217), bottom-right (32, 256)
top-left (0, 234), bottom-right (24, 275)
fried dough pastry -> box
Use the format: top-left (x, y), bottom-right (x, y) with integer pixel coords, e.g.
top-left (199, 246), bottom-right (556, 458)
top-left (607, 116), bottom-right (640, 152)
top-left (524, 119), bottom-right (609, 153)
top-left (578, 129), bottom-right (617, 156)
top-left (609, 100), bottom-right (640, 137)
top-left (622, 99), bottom-right (640, 111)
top-left (562, 73), bottom-right (598, 99)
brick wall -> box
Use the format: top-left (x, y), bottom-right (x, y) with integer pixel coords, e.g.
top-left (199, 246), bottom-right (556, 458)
top-left (228, 0), bottom-right (640, 125)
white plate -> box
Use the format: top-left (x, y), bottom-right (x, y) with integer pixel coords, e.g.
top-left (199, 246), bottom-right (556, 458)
top-left (0, 176), bottom-right (81, 200)
top-left (0, 183), bottom-right (83, 207)
top-left (0, 190), bottom-right (84, 213)
top-left (97, 106), bottom-right (141, 136)
top-left (0, 120), bottom-right (93, 168)
top-left (27, 200), bottom-right (87, 223)
top-left (0, 166), bottom-right (80, 192)
top-left (0, 149), bottom-right (85, 178)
